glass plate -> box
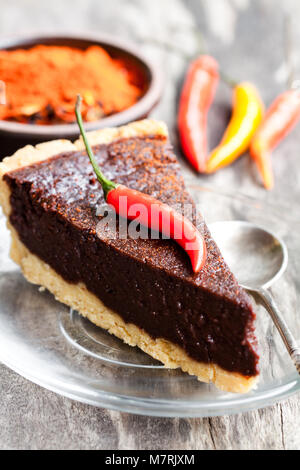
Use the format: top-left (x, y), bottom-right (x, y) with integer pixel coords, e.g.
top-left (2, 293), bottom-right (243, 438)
top-left (0, 186), bottom-right (299, 417)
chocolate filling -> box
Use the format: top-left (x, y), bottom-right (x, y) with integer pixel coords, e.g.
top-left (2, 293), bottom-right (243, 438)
top-left (4, 136), bottom-right (259, 376)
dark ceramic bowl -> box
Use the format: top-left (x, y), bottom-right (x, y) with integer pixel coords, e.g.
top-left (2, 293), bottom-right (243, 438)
top-left (0, 33), bottom-right (163, 157)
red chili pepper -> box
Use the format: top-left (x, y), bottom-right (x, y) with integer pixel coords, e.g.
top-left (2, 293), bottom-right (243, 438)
top-left (75, 96), bottom-right (206, 273)
top-left (178, 55), bottom-right (219, 173)
top-left (250, 89), bottom-right (300, 189)
top-left (107, 184), bottom-right (206, 273)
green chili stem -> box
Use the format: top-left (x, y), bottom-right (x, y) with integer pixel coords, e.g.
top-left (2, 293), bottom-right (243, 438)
top-left (75, 95), bottom-right (117, 199)
top-left (219, 70), bottom-right (238, 88)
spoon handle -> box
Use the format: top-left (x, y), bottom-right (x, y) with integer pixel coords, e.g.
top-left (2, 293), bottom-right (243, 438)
top-left (258, 288), bottom-right (300, 374)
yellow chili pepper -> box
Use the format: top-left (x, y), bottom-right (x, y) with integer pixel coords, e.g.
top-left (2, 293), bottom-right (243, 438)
top-left (206, 82), bottom-right (264, 173)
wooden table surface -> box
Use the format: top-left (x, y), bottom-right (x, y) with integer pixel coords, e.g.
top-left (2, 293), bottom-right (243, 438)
top-left (0, 0), bottom-right (299, 450)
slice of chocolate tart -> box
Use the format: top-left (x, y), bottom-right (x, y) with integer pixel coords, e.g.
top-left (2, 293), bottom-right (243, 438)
top-left (0, 120), bottom-right (259, 393)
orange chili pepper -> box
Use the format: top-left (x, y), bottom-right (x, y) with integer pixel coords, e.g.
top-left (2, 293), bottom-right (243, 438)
top-left (250, 89), bottom-right (300, 190)
top-left (206, 82), bottom-right (264, 173)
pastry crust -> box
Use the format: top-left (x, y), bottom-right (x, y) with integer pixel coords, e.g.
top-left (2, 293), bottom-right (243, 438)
top-left (0, 119), bottom-right (258, 394)
top-left (75, 118), bottom-right (168, 149)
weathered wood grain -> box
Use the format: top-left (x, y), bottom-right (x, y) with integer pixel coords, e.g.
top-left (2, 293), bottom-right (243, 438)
top-left (0, 0), bottom-right (299, 450)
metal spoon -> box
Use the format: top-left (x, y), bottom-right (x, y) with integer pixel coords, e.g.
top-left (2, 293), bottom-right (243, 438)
top-left (209, 220), bottom-right (300, 374)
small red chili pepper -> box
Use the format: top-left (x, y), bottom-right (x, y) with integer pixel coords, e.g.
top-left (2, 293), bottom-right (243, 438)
top-left (178, 55), bottom-right (219, 173)
top-left (107, 185), bottom-right (206, 273)
top-left (250, 89), bottom-right (300, 190)
top-left (75, 95), bottom-right (206, 273)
